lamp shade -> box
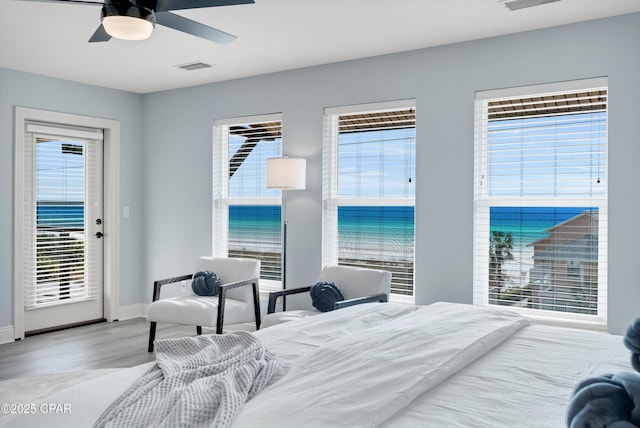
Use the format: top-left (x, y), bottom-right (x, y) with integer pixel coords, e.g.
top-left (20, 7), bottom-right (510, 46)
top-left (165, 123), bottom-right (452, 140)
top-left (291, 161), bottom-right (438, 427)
top-left (266, 158), bottom-right (306, 190)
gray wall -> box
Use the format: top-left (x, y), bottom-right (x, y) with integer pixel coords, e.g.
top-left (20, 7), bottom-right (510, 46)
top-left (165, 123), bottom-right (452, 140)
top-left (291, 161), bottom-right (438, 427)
top-left (1, 12), bottom-right (638, 335)
top-left (141, 13), bottom-right (640, 334)
top-left (0, 68), bottom-right (145, 327)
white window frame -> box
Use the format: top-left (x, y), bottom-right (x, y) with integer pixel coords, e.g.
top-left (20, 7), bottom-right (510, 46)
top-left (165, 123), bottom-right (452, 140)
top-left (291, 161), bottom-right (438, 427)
top-left (473, 78), bottom-right (608, 329)
top-left (323, 100), bottom-right (416, 303)
top-left (212, 113), bottom-right (282, 293)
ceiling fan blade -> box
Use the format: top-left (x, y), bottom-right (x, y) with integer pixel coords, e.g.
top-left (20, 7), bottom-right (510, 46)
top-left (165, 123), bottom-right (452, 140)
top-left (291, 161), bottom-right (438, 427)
top-left (155, 11), bottom-right (236, 45)
top-left (14, 0), bottom-right (103, 5)
top-left (155, 0), bottom-right (254, 12)
top-left (88, 24), bottom-right (112, 42)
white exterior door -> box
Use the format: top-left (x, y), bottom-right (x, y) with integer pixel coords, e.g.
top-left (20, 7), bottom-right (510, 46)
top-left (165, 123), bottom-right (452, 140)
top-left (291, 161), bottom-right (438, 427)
top-left (22, 123), bottom-right (104, 333)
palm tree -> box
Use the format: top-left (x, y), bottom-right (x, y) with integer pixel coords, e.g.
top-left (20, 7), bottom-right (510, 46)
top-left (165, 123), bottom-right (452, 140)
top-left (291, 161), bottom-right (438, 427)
top-left (489, 231), bottom-right (514, 291)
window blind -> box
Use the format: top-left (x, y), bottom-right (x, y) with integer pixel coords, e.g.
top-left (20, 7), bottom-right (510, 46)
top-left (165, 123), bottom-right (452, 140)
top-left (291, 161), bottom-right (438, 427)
top-left (323, 101), bottom-right (416, 296)
top-left (213, 115), bottom-right (283, 282)
top-left (23, 122), bottom-right (103, 309)
top-left (473, 79), bottom-right (608, 325)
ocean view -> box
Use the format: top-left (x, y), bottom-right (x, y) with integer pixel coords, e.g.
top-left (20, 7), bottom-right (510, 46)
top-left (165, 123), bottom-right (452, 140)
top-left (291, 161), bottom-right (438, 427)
top-left (228, 205), bottom-right (414, 260)
top-left (337, 206), bottom-right (414, 261)
top-left (39, 204), bottom-right (415, 258)
top-left (37, 203), bottom-right (415, 294)
top-left (37, 202), bottom-right (84, 228)
top-left (229, 205), bottom-right (415, 294)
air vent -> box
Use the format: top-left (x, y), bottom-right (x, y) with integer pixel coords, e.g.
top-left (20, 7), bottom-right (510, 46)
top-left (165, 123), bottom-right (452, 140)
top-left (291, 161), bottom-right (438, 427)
top-left (175, 61), bottom-right (213, 71)
top-left (503, 0), bottom-right (560, 11)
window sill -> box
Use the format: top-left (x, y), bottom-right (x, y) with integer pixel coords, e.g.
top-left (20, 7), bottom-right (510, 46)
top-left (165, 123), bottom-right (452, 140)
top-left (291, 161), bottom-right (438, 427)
top-left (498, 305), bottom-right (607, 332)
top-left (390, 293), bottom-right (415, 305)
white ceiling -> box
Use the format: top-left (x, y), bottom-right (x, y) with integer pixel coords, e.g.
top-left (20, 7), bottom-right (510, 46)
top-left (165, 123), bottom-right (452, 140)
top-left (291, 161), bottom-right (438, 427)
top-left (1, 0), bottom-right (638, 94)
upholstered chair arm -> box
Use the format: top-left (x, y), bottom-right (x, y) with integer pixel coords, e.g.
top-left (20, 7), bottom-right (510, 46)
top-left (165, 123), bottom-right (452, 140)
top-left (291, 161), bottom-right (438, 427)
top-left (151, 273), bottom-right (193, 302)
top-left (217, 277), bottom-right (261, 332)
top-left (333, 292), bottom-right (388, 310)
top-left (219, 277), bottom-right (259, 291)
top-left (267, 286), bottom-right (312, 314)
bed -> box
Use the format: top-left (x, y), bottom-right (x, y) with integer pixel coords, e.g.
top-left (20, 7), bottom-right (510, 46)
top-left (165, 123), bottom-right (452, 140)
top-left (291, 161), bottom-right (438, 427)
top-left (2, 302), bottom-right (633, 427)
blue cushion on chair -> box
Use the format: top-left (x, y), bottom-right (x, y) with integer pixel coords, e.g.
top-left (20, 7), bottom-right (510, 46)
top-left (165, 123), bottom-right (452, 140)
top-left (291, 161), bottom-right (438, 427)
top-left (192, 270), bottom-right (221, 296)
top-left (310, 281), bottom-right (344, 312)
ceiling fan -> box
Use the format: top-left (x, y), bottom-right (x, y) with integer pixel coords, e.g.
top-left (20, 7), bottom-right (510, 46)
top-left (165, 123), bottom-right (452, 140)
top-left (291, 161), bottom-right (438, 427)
top-left (16, 0), bottom-right (254, 44)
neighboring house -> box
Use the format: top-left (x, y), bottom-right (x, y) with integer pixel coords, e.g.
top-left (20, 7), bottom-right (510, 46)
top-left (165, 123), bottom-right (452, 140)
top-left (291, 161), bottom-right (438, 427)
top-left (527, 211), bottom-right (599, 315)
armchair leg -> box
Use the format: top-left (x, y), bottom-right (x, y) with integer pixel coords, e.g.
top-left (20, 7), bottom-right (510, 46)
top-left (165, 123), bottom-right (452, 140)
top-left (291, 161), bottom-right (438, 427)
top-left (252, 281), bottom-right (261, 330)
top-left (196, 326), bottom-right (202, 335)
top-left (216, 289), bottom-right (226, 335)
top-left (148, 322), bottom-right (157, 353)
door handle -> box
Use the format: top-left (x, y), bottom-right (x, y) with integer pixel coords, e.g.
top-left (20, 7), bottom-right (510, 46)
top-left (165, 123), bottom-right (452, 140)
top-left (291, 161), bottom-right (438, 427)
top-left (95, 232), bottom-right (104, 239)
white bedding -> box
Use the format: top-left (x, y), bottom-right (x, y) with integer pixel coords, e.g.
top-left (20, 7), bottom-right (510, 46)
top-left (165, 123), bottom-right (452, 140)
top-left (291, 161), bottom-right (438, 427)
top-left (382, 323), bottom-right (630, 427)
top-left (3, 302), bottom-right (632, 428)
top-left (234, 302), bottom-right (529, 427)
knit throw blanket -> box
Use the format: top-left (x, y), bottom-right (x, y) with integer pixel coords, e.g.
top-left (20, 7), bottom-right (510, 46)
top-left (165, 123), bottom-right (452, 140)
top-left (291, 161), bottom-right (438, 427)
top-left (94, 331), bottom-right (287, 428)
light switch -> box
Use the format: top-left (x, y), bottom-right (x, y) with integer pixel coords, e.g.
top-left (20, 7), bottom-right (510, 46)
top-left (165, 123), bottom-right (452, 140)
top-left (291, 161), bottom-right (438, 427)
top-left (123, 206), bottom-right (130, 218)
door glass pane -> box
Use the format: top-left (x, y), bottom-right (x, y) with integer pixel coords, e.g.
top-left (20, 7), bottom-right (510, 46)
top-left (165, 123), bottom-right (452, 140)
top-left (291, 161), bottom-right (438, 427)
top-left (35, 139), bottom-right (87, 304)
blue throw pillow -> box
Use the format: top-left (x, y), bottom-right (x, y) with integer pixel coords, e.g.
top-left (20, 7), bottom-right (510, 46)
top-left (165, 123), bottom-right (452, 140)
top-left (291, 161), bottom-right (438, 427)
top-left (310, 281), bottom-right (344, 312)
top-left (192, 270), bottom-right (221, 296)
top-left (566, 373), bottom-right (640, 428)
top-left (624, 318), bottom-right (640, 372)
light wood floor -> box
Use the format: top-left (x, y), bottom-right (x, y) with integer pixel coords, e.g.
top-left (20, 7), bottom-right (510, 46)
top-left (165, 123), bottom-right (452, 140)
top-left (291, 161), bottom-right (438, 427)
top-left (0, 318), bottom-right (254, 382)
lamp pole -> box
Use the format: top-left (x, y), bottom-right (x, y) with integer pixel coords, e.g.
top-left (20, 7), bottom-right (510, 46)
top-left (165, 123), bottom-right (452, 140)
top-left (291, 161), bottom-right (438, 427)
top-left (282, 188), bottom-right (289, 310)
top-left (266, 157), bottom-right (306, 312)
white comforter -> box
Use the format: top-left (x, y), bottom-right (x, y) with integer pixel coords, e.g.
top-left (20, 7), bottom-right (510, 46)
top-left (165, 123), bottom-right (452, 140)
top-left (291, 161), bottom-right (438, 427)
top-left (6, 302), bottom-right (628, 428)
top-left (233, 302), bottom-right (530, 428)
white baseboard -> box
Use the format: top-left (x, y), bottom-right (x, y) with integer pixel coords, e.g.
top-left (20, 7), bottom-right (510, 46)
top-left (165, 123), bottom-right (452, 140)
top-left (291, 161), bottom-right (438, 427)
top-left (0, 325), bottom-right (15, 344)
top-left (0, 306), bottom-right (149, 343)
top-left (118, 304), bottom-right (147, 320)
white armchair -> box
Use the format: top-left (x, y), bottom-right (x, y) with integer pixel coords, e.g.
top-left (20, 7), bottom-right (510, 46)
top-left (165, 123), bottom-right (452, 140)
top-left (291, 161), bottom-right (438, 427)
top-left (147, 257), bottom-right (261, 352)
top-left (261, 265), bottom-right (391, 328)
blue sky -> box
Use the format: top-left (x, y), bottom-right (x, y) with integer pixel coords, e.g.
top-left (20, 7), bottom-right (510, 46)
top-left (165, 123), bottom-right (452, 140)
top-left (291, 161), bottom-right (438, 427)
top-left (36, 140), bottom-right (85, 203)
top-left (487, 111), bottom-right (606, 198)
top-left (229, 127), bottom-right (416, 199)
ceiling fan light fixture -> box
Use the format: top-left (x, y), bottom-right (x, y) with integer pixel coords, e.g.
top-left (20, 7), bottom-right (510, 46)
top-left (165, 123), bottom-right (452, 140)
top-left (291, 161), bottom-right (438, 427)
top-left (101, 5), bottom-right (156, 41)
